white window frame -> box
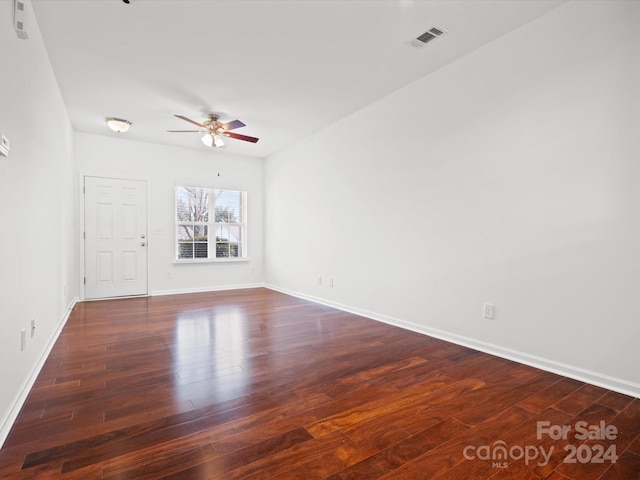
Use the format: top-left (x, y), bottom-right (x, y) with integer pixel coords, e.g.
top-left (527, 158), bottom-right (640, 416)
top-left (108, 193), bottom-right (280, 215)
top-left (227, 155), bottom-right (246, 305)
top-left (175, 186), bottom-right (248, 263)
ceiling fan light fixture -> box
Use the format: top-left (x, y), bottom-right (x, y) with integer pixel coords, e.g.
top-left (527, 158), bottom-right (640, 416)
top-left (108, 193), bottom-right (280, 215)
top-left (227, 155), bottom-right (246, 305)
top-left (171, 114), bottom-right (258, 146)
top-left (201, 133), bottom-right (225, 148)
top-left (105, 117), bottom-right (132, 133)
top-left (201, 133), bottom-right (214, 147)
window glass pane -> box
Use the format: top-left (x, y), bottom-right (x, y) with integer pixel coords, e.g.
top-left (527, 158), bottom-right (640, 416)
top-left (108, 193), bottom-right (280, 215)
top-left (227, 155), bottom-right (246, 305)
top-left (194, 242), bottom-right (208, 258)
top-left (215, 190), bottom-right (241, 223)
top-left (193, 224), bottom-right (208, 241)
top-left (216, 242), bottom-right (229, 258)
top-left (215, 208), bottom-right (228, 223)
top-left (216, 226), bottom-right (229, 242)
top-left (176, 188), bottom-right (191, 220)
top-left (178, 242), bottom-right (194, 259)
top-left (177, 187), bottom-right (209, 222)
top-left (218, 208), bottom-right (234, 223)
top-left (228, 225), bottom-right (241, 243)
top-left (228, 226), bottom-right (240, 257)
top-left (177, 225), bottom-right (194, 241)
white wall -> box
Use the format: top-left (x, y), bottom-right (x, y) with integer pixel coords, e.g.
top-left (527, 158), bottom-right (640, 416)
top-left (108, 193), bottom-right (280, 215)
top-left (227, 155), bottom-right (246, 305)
top-left (75, 132), bottom-right (265, 295)
top-left (265, 0), bottom-right (640, 395)
top-left (0, 0), bottom-right (78, 445)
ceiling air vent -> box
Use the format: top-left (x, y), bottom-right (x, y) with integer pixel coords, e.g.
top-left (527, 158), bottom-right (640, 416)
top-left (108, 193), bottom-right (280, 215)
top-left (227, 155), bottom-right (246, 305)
top-left (410, 26), bottom-right (446, 48)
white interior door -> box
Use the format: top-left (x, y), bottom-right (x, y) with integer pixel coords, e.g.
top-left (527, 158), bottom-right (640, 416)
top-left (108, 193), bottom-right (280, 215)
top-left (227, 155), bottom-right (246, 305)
top-left (84, 176), bottom-right (148, 299)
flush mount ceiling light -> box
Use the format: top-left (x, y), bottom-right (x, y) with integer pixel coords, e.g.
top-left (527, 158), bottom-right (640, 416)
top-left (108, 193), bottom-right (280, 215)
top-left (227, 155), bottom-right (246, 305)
top-left (105, 117), bottom-right (132, 133)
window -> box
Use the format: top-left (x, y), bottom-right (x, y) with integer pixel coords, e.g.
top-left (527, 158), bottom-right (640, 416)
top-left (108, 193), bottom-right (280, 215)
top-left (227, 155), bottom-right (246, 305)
top-left (176, 186), bottom-right (247, 260)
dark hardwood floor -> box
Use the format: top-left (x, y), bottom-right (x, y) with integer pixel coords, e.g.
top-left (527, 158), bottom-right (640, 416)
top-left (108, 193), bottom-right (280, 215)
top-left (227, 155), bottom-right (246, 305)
top-left (0, 288), bottom-right (638, 479)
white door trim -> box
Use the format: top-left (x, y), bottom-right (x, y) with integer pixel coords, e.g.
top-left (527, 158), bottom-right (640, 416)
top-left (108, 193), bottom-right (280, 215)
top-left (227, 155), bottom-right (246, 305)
top-left (79, 173), bottom-right (150, 300)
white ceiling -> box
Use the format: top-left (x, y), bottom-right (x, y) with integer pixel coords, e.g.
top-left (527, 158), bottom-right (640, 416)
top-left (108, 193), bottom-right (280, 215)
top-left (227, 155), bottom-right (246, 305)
top-left (31, 0), bottom-right (565, 159)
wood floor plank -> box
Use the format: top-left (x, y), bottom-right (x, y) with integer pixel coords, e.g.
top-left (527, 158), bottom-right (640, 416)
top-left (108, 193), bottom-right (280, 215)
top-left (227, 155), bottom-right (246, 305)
top-left (552, 383), bottom-right (608, 415)
top-left (0, 288), bottom-right (637, 479)
top-left (374, 406), bottom-right (535, 480)
top-left (161, 430), bottom-right (348, 480)
top-left (597, 451), bottom-right (640, 480)
top-left (629, 435), bottom-right (640, 456)
top-left (104, 444), bottom-right (217, 480)
top-left (596, 390), bottom-right (636, 412)
top-left (326, 417), bottom-right (470, 480)
top-left (102, 431), bottom-right (219, 478)
top-left (454, 370), bottom-right (562, 427)
top-left (517, 377), bottom-right (586, 413)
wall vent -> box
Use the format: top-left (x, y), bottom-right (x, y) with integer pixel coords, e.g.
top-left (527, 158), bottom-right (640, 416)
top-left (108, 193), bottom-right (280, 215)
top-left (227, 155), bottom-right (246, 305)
top-left (14, 0), bottom-right (28, 40)
top-left (411, 26), bottom-right (446, 48)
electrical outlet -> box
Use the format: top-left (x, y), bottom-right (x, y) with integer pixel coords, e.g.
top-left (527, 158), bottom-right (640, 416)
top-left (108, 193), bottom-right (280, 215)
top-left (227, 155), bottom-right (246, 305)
top-left (20, 329), bottom-right (26, 351)
top-left (483, 303), bottom-right (495, 320)
top-left (317, 276), bottom-right (322, 285)
top-left (31, 318), bottom-right (36, 338)
top-left (329, 278), bottom-right (334, 287)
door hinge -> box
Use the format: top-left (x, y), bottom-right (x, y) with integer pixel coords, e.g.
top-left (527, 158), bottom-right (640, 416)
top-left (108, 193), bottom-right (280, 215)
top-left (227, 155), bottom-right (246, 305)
top-left (83, 277), bottom-right (86, 284)
top-left (83, 231), bottom-right (86, 239)
top-left (83, 185), bottom-right (85, 194)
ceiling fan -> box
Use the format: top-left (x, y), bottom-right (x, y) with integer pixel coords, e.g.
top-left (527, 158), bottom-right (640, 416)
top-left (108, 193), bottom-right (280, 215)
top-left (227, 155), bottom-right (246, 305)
top-left (168, 114), bottom-right (259, 148)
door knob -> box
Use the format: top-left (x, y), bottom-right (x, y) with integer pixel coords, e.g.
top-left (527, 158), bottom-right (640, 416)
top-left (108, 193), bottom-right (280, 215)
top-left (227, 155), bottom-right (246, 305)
top-left (141, 242), bottom-right (146, 247)
top-left (141, 234), bottom-right (146, 239)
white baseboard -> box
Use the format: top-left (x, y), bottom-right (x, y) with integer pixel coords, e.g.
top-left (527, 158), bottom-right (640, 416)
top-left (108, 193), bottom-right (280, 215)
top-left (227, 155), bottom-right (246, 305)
top-left (151, 283), bottom-right (265, 297)
top-left (265, 284), bottom-right (640, 399)
top-left (0, 297), bottom-right (79, 450)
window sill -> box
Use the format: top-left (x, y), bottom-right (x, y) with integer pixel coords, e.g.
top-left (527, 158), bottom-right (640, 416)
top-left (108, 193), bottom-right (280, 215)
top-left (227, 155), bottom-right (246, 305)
top-left (173, 258), bottom-right (250, 265)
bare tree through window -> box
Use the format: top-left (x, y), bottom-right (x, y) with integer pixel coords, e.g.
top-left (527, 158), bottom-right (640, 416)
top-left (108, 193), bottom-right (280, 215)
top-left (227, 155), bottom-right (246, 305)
top-left (176, 187), bottom-right (246, 259)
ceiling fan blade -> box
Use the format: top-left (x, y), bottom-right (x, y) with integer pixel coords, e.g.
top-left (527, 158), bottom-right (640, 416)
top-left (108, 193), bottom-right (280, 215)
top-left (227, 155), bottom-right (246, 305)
top-left (167, 130), bottom-right (206, 133)
top-left (223, 132), bottom-right (259, 143)
top-left (221, 119), bottom-right (246, 131)
top-left (174, 115), bottom-right (207, 128)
